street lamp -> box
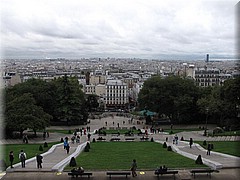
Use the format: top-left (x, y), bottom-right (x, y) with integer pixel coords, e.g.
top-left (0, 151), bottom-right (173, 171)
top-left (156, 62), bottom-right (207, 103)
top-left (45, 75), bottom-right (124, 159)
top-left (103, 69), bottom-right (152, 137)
top-left (204, 108), bottom-right (209, 136)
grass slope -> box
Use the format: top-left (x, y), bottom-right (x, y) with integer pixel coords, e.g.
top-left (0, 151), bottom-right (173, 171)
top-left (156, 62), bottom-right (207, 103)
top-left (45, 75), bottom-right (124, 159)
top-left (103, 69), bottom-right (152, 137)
top-left (66, 142), bottom-right (206, 170)
top-left (196, 141), bottom-right (240, 157)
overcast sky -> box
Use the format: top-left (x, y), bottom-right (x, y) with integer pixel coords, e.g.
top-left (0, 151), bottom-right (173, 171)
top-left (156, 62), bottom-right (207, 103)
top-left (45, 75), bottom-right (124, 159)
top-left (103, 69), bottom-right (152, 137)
top-left (0, 0), bottom-right (238, 60)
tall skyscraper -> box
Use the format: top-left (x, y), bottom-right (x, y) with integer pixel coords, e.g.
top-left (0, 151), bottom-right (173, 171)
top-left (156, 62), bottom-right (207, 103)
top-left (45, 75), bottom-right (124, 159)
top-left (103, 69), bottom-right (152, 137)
top-left (206, 54), bottom-right (209, 63)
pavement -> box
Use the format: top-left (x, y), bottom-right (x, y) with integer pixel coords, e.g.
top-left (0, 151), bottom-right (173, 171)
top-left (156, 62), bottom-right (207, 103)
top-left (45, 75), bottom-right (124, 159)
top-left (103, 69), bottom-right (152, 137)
top-left (1, 114), bottom-right (240, 179)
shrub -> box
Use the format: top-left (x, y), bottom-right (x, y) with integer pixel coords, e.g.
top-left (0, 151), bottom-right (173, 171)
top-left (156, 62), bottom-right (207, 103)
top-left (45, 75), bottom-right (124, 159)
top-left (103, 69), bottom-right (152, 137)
top-left (84, 142), bottom-right (90, 152)
top-left (69, 157), bottom-right (77, 167)
top-left (39, 145), bottom-right (43, 151)
top-left (211, 143), bottom-right (214, 150)
top-left (163, 142), bottom-right (167, 148)
top-left (92, 138), bottom-right (96, 143)
top-left (203, 140), bottom-right (207, 146)
top-left (60, 138), bottom-right (64, 142)
top-left (180, 136), bottom-right (184, 141)
top-left (195, 155), bottom-right (203, 164)
top-left (44, 142), bottom-right (48, 148)
top-left (167, 146), bottom-right (172, 151)
top-left (68, 130), bottom-right (72, 134)
top-left (169, 131), bottom-right (173, 134)
top-left (151, 137), bottom-right (154, 142)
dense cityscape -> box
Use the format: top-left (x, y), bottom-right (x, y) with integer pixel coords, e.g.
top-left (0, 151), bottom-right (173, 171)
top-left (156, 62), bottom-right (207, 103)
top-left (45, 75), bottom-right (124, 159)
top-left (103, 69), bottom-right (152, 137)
top-left (1, 57), bottom-right (239, 110)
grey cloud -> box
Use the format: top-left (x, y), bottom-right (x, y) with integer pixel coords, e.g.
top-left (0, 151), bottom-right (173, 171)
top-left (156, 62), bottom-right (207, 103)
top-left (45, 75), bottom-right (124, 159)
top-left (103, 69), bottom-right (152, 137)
top-left (0, 0), bottom-right (238, 59)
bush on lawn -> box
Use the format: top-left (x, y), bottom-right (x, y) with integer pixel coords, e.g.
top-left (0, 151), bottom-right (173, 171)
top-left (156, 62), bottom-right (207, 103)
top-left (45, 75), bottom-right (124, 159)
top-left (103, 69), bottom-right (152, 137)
top-left (163, 142), bottom-right (167, 148)
top-left (167, 146), bottom-right (172, 151)
top-left (39, 145), bottom-right (43, 151)
top-left (84, 142), bottom-right (90, 152)
top-left (44, 142), bottom-right (48, 148)
top-left (195, 155), bottom-right (203, 164)
top-left (92, 138), bottom-right (96, 143)
top-left (203, 140), bottom-right (207, 146)
top-left (69, 157), bottom-right (77, 167)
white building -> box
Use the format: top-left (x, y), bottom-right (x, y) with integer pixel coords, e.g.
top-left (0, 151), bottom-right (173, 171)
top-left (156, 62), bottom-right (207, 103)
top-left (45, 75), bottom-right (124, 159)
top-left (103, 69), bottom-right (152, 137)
top-left (194, 67), bottom-right (220, 87)
top-left (105, 79), bottom-right (128, 109)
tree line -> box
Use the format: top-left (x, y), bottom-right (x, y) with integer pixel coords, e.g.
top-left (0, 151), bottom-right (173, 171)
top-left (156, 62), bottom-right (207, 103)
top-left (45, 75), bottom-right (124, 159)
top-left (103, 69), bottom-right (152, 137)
top-left (138, 76), bottom-right (240, 130)
top-left (5, 75), bottom-right (90, 137)
top-left (4, 75), bottom-right (240, 137)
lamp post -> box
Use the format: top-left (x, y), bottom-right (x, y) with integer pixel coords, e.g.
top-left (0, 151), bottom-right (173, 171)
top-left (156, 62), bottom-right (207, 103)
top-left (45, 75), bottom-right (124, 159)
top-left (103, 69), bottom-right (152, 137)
top-left (204, 108), bottom-right (209, 136)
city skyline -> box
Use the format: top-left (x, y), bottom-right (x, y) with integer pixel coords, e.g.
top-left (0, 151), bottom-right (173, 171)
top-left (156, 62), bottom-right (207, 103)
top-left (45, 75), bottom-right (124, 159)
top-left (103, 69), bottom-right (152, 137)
top-left (0, 0), bottom-right (238, 60)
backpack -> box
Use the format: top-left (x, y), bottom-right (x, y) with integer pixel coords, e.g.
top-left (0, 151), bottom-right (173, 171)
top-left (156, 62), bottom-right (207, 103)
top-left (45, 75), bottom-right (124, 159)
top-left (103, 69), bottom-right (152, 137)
top-left (20, 153), bottom-right (25, 161)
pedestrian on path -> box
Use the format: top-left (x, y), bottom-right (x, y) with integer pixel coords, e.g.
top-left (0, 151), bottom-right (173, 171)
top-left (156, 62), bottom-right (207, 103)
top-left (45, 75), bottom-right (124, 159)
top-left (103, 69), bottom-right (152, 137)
top-left (189, 138), bottom-right (193, 148)
top-left (207, 143), bottom-right (211, 155)
top-left (66, 144), bottom-right (70, 154)
top-left (63, 137), bottom-right (69, 149)
top-left (36, 154), bottom-right (43, 168)
top-left (19, 150), bottom-right (26, 168)
top-left (87, 133), bottom-right (91, 141)
top-left (9, 151), bottom-right (14, 168)
top-left (131, 159), bottom-right (137, 177)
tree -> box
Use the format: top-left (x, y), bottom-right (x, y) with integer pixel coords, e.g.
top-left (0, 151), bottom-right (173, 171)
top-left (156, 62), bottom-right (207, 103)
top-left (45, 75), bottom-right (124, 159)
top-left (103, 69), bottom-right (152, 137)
top-left (138, 76), bottom-right (200, 124)
top-left (5, 78), bottom-right (57, 123)
top-left (5, 93), bottom-right (51, 137)
top-left (54, 75), bottom-right (88, 125)
top-left (86, 94), bottom-right (99, 112)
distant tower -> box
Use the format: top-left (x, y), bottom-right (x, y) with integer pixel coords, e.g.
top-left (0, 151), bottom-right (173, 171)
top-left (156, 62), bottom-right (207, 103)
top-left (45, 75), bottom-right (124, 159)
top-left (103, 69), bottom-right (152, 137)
top-left (206, 54), bottom-right (209, 63)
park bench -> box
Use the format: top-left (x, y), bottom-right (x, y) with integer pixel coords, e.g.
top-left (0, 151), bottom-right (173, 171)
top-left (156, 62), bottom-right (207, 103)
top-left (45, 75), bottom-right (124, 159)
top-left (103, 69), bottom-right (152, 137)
top-left (140, 137), bottom-right (149, 141)
top-left (137, 132), bottom-right (144, 136)
top-left (190, 169), bottom-right (218, 179)
top-left (68, 172), bottom-right (93, 178)
top-left (125, 137), bottom-right (135, 141)
top-left (154, 170), bottom-right (178, 180)
top-left (106, 171), bottom-right (131, 178)
top-left (110, 137), bottom-right (120, 141)
top-left (96, 137), bottom-right (106, 141)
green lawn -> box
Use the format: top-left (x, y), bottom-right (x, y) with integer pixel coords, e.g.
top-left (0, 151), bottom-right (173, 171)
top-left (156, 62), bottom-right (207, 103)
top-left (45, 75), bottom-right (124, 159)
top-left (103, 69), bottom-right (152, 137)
top-left (2, 142), bottom-right (59, 168)
top-left (65, 142), bottom-right (206, 170)
top-left (196, 141), bottom-right (240, 157)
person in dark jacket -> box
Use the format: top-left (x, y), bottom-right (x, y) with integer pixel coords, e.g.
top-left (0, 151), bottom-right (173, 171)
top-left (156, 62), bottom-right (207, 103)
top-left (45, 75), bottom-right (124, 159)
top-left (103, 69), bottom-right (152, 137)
top-left (36, 154), bottom-right (43, 168)
top-left (9, 151), bottom-right (14, 168)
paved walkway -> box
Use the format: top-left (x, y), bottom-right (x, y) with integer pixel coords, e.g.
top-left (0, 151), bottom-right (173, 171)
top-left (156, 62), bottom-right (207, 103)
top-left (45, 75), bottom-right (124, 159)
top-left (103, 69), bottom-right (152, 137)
top-left (1, 115), bottom-right (240, 179)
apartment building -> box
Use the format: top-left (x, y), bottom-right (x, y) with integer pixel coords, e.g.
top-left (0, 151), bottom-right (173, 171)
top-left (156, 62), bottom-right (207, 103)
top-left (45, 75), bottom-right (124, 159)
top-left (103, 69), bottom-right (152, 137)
top-left (194, 67), bottom-right (220, 87)
top-left (105, 79), bottom-right (128, 109)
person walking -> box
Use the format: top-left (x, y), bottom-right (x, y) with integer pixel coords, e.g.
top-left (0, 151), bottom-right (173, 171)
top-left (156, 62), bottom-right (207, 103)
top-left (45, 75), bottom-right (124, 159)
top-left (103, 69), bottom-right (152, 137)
top-left (19, 150), bottom-right (26, 168)
top-left (189, 138), bottom-right (193, 148)
top-left (131, 159), bottom-right (137, 177)
top-left (87, 133), bottom-right (91, 141)
top-left (9, 151), bottom-right (14, 168)
top-left (36, 154), bottom-right (43, 168)
top-left (207, 143), bottom-right (211, 155)
top-left (66, 144), bottom-right (70, 154)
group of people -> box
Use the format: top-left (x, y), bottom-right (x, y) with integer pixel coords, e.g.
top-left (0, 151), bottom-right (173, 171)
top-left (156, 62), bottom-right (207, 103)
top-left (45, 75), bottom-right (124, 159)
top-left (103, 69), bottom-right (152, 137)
top-left (9, 150), bottom-right (43, 169)
top-left (155, 165), bottom-right (168, 173)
